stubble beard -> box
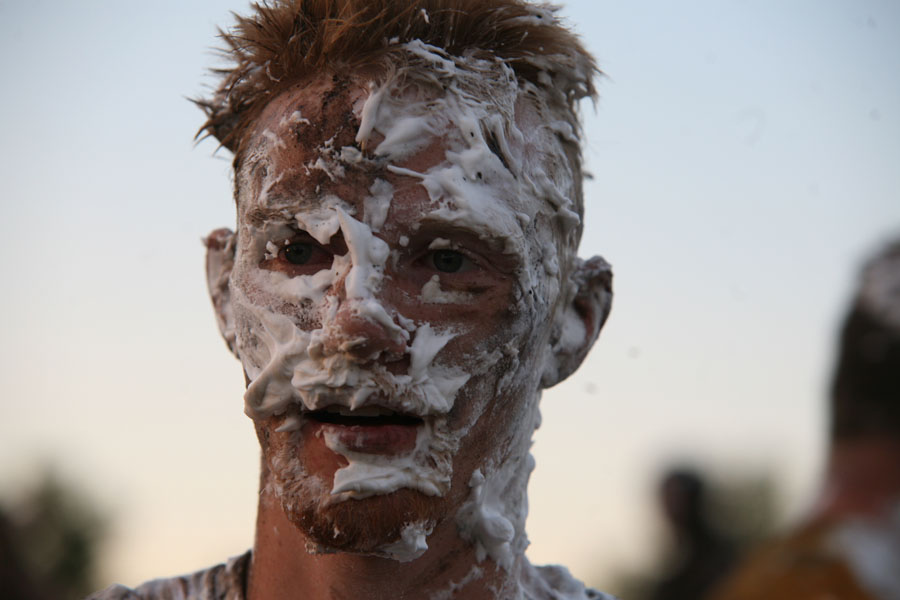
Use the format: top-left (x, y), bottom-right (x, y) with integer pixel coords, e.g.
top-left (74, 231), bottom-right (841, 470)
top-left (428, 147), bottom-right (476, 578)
top-left (263, 430), bottom-right (447, 556)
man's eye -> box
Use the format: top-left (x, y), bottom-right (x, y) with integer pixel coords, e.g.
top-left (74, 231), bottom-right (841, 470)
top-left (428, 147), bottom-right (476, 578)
top-left (284, 243), bottom-right (314, 265)
top-left (269, 240), bottom-right (334, 274)
top-left (429, 249), bottom-right (471, 273)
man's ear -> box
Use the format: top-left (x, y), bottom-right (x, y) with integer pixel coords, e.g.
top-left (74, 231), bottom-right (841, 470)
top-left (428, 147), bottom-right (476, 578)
top-left (541, 256), bottom-right (613, 388)
top-left (205, 228), bottom-right (238, 357)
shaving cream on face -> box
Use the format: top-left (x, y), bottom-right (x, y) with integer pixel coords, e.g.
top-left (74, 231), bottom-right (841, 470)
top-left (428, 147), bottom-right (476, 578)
top-left (227, 40), bottom-right (586, 567)
top-left (429, 565), bottom-right (486, 600)
top-left (422, 275), bottom-right (476, 304)
top-left (380, 521), bottom-right (434, 562)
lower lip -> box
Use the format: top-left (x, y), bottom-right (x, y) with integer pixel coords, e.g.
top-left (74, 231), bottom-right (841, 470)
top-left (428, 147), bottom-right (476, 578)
top-left (314, 421), bottom-right (420, 455)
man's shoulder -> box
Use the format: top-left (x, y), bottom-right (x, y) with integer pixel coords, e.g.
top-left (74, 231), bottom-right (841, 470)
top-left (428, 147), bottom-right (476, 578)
top-left (86, 550), bottom-right (251, 600)
top-left (524, 562), bottom-right (618, 600)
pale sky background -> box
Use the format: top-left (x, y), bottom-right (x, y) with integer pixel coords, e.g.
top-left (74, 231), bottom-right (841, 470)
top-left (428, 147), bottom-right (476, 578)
top-left (1, 0), bottom-right (898, 591)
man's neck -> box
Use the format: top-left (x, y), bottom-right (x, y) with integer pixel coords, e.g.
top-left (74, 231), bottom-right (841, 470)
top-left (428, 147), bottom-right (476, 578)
top-left (814, 437), bottom-right (900, 520)
top-left (247, 491), bottom-right (519, 600)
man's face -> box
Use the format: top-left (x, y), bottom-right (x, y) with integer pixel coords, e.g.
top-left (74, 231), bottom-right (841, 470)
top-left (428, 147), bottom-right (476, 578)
top-left (224, 71), bottom-right (576, 559)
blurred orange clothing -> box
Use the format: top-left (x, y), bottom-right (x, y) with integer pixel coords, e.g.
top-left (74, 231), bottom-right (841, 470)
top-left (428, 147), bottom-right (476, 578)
top-left (711, 518), bottom-right (875, 600)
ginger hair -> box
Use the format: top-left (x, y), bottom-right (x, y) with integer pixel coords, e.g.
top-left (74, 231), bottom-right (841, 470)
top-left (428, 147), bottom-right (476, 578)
top-left (195, 0), bottom-right (597, 167)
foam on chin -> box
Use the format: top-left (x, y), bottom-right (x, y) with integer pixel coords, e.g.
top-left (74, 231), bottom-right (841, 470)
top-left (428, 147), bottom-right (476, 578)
top-left (324, 416), bottom-right (456, 499)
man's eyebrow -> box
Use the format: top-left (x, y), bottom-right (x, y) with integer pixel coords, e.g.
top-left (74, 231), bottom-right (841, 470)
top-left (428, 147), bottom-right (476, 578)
top-left (244, 190), bottom-right (324, 222)
top-left (244, 207), bottom-right (295, 227)
top-left (415, 218), bottom-right (520, 254)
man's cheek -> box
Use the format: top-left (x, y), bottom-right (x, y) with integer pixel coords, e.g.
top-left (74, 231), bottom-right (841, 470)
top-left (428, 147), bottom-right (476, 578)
top-left (440, 338), bottom-right (514, 427)
top-left (233, 267), bottom-right (327, 328)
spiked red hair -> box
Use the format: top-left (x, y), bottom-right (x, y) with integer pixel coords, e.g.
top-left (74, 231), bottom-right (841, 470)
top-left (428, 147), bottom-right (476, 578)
top-left (196, 0), bottom-right (597, 158)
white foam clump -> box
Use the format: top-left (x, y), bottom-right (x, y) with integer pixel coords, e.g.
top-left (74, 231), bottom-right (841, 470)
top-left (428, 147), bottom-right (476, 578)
top-left (428, 238), bottom-right (451, 249)
top-left (380, 521), bottom-right (433, 562)
top-left (336, 208), bottom-right (394, 311)
top-left (375, 115), bottom-right (436, 160)
top-left (284, 110), bottom-right (310, 126)
top-left (456, 462), bottom-right (529, 571)
top-left (363, 179), bottom-right (393, 231)
top-left (407, 323), bottom-right (470, 413)
top-left (422, 275), bottom-right (475, 304)
top-left (259, 260), bottom-right (339, 305)
top-left (293, 194), bottom-right (347, 245)
top-left (355, 72), bottom-right (436, 161)
top-left (264, 240), bottom-right (280, 260)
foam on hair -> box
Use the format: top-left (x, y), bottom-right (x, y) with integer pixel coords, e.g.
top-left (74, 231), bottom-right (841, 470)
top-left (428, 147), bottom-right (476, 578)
top-left (195, 0), bottom-right (597, 163)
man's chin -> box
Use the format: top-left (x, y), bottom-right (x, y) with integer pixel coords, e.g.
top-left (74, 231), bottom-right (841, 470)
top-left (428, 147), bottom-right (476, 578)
top-left (280, 485), bottom-right (444, 557)
top-left (261, 419), bottom-right (450, 557)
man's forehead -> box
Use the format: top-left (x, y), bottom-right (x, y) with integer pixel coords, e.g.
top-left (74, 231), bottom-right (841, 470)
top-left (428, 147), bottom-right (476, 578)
top-left (240, 74), bottom-right (457, 200)
top-left (245, 70), bottom-right (517, 164)
top-left (240, 116), bottom-right (452, 219)
top-left (236, 69), bottom-right (574, 256)
top-left (247, 76), bottom-right (365, 157)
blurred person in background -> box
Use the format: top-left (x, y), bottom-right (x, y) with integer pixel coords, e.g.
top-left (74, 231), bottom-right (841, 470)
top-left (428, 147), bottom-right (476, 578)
top-left (712, 237), bottom-right (900, 600)
top-left (89, 0), bottom-right (617, 598)
top-left (647, 469), bottom-right (737, 600)
top-left (0, 471), bottom-right (107, 600)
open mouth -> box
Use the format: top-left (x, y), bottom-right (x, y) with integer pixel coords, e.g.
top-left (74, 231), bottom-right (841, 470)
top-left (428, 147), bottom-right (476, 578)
top-left (306, 405), bottom-right (424, 426)
top-left (308, 411), bottom-right (423, 427)
top-left (305, 405), bottom-right (423, 455)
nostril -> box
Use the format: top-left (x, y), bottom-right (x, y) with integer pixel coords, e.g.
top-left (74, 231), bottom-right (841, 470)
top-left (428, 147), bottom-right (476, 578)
top-left (336, 336), bottom-right (379, 361)
top-left (324, 303), bottom-right (408, 358)
top-left (319, 324), bottom-right (407, 364)
top-left (338, 334), bottom-right (407, 363)
top-left (384, 355), bottom-right (411, 375)
top-left (337, 336), bottom-right (369, 352)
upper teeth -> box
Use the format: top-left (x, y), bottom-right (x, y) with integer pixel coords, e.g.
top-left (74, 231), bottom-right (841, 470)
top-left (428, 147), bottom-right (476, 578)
top-left (322, 405), bottom-right (395, 417)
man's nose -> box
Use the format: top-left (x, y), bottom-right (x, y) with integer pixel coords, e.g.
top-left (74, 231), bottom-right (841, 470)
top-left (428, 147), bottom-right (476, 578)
top-left (320, 299), bottom-right (408, 362)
